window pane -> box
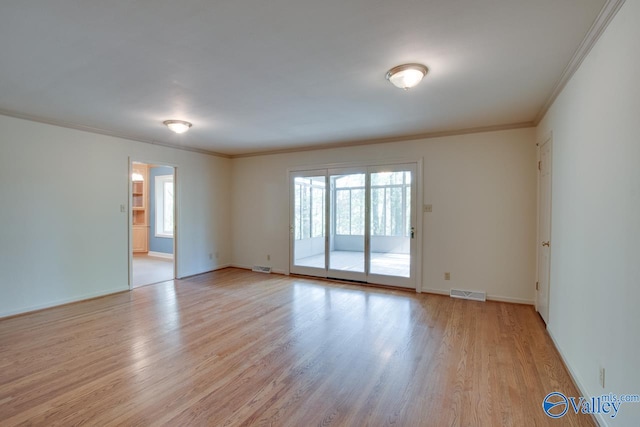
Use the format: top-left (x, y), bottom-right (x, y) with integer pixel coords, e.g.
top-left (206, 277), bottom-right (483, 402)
top-left (335, 174), bottom-right (364, 188)
top-left (371, 187), bottom-right (385, 235)
top-left (155, 175), bottom-right (174, 237)
top-left (294, 184), bottom-right (301, 240)
top-left (384, 187), bottom-right (391, 235)
top-left (335, 189), bottom-right (350, 235)
top-left (351, 188), bottom-right (364, 235)
top-left (371, 172), bottom-right (390, 186)
top-left (390, 186), bottom-right (402, 236)
top-left (163, 182), bottom-right (174, 234)
top-left (390, 171), bottom-right (404, 185)
top-left (293, 174), bottom-right (327, 268)
top-left (301, 184), bottom-right (311, 239)
top-left (406, 185), bottom-right (411, 237)
top-left (311, 186), bottom-right (325, 237)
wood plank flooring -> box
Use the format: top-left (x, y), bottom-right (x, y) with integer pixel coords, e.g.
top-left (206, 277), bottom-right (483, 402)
top-left (0, 268), bottom-right (594, 426)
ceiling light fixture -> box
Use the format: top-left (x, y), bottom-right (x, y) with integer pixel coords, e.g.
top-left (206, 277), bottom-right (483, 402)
top-left (163, 119), bottom-right (192, 134)
top-left (385, 63), bottom-right (428, 90)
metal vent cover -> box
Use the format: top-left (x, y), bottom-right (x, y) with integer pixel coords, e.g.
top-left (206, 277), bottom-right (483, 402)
top-left (252, 266), bottom-right (272, 273)
top-left (450, 289), bottom-right (486, 302)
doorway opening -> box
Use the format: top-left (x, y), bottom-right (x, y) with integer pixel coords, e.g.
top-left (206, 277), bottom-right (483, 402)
top-left (130, 161), bottom-right (176, 288)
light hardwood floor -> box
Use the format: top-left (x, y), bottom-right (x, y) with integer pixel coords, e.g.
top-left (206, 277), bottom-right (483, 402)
top-left (0, 268), bottom-right (593, 426)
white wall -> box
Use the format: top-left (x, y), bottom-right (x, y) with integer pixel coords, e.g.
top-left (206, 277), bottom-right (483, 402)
top-left (0, 115), bottom-right (231, 317)
top-left (231, 128), bottom-right (537, 303)
top-left (536, 1), bottom-right (640, 425)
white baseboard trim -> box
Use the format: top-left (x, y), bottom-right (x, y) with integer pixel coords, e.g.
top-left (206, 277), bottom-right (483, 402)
top-left (485, 294), bottom-right (534, 305)
top-left (147, 251), bottom-right (174, 259)
top-left (0, 287), bottom-right (128, 319)
top-left (229, 264), bottom-right (287, 275)
top-left (176, 263), bottom-right (231, 279)
top-left (547, 329), bottom-right (606, 427)
top-left (230, 263), bottom-right (251, 271)
top-left (421, 287), bottom-right (534, 305)
top-left (420, 288), bottom-right (449, 296)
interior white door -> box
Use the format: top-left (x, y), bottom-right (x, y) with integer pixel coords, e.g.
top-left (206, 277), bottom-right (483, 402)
top-left (537, 139), bottom-right (552, 324)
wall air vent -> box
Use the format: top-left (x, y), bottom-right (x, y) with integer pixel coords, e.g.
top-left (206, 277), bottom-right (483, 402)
top-left (450, 289), bottom-right (486, 302)
top-left (252, 266), bottom-right (272, 273)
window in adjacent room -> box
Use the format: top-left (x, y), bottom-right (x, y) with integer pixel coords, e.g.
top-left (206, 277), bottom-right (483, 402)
top-left (155, 174), bottom-right (174, 238)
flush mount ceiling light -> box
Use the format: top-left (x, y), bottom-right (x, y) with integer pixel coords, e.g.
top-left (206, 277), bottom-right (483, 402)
top-left (163, 120), bottom-right (192, 134)
top-left (385, 63), bottom-right (428, 90)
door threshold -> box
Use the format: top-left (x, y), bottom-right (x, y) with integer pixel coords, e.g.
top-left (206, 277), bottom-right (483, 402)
top-left (327, 276), bottom-right (367, 284)
top-left (291, 273), bottom-right (415, 293)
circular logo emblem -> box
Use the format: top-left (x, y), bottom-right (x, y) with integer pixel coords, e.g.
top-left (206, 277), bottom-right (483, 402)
top-left (543, 392), bottom-right (569, 418)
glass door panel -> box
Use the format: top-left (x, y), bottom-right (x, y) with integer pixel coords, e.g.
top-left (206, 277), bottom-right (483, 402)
top-left (291, 172), bottom-right (327, 276)
top-left (368, 165), bottom-right (416, 287)
top-left (328, 170), bottom-right (366, 281)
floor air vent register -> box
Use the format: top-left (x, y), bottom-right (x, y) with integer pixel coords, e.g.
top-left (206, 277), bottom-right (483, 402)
top-left (450, 289), bottom-right (486, 302)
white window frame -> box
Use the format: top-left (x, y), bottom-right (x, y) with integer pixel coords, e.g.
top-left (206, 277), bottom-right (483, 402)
top-left (155, 174), bottom-right (174, 238)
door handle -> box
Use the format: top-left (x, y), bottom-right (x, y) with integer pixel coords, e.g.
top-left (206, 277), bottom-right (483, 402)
top-left (542, 241), bottom-right (550, 247)
top-left (411, 227), bottom-right (415, 239)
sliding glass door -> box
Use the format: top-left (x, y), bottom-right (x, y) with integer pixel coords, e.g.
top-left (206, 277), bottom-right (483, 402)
top-left (290, 170), bottom-right (327, 277)
top-left (328, 168), bottom-right (366, 282)
top-left (290, 163), bottom-right (417, 289)
top-left (367, 165), bottom-right (416, 287)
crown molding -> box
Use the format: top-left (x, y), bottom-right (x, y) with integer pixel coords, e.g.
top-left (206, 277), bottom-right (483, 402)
top-left (0, 109), bottom-right (231, 159)
top-left (534, 0), bottom-right (626, 124)
top-left (230, 121), bottom-right (535, 159)
top-left (0, 109), bottom-right (535, 159)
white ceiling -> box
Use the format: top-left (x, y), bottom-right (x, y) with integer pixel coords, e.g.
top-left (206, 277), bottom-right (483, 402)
top-left (0, 0), bottom-right (606, 156)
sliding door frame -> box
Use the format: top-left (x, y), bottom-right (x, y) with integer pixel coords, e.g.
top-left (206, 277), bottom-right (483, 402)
top-left (289, 169), bottom-right (328, 278)
top-left (327, 166), bottom-right (368, 282)
top-left (366, 163), bottom-right (417, 289)
top-left (287, 158), bottom-right (423, 292)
